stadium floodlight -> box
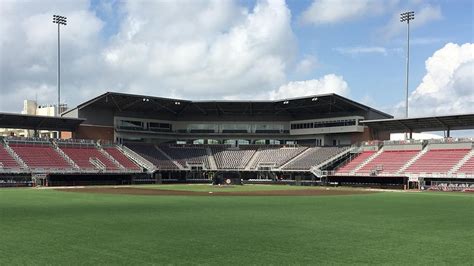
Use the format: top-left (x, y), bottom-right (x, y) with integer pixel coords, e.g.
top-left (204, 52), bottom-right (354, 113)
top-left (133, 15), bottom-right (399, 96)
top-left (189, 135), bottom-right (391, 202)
top-left (53, 15), bottom-right (67, 117)
top-left (400, 11), bottom-right (414, 119)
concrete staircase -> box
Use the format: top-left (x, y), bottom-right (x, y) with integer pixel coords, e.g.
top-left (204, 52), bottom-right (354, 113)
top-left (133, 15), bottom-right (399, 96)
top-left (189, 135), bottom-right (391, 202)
top-left (154, 145), bottom-right (184, 170)
top-left (98, 145), bottom-right (126, 170)
top-left (245, 149), bottom-right (261, 170)
top-left (206, 147), bottom-right (217, 170)
top-left (50, 141), bottom-right (80, 170)
top-left (279, 147), bottom-right (313, 170)
top-left (89, 157), bottom-right (106, 171)
top-left (2, 141), bottom-right (28, 169)
top-left (448, 149), bottom-right (474, 174)
top-left (397, 148), bottom-right (428, 174)
top-left (350, 148), bottom-right (384, 174)
top-left (118, 145), bottom-right (156, 172)
top-left (314, 146), bottom-right (355, 171)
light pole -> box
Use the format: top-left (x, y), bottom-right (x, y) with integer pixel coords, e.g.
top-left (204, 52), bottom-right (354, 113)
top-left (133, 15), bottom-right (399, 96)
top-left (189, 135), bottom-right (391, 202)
top-left (53, 15), bottom-right (67, 117)
top-left (400, 11), bottom-right (414, 119)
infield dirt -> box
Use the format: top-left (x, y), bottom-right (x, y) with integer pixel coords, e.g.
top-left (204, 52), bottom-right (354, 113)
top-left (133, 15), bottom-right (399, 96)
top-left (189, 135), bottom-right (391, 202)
top-left (56, 187), bottom-right (376, 196)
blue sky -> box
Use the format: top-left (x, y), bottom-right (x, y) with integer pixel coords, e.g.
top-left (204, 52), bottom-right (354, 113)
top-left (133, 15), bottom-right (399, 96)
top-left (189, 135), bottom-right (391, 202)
top-left (0, 0), bottom-right (473, 121)
top-left (285, 0), bottom-right (472, 113)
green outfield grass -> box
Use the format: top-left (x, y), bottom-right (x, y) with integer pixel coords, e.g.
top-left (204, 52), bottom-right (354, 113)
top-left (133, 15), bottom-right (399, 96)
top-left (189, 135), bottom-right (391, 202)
top-left (0, 186), bottom-right (472, 265)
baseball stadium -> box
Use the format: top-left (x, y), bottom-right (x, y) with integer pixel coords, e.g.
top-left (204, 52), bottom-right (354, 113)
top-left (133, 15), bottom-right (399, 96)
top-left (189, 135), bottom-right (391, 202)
top-left (0, 91), bottom-right (473, 264)
top-left (1, 0), bottom-right (473, 265)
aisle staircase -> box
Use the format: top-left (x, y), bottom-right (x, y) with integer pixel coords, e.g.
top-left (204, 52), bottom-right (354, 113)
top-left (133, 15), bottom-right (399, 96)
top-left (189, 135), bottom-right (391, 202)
top-left (351, 148), bottom-right (384, 174)
top-left (449, 149), bottom-right (474, 174)
top-left (245, 149), bottom-right (261, 170)
top-left (51, 141), bottom-right (80, 170)
top-left (155, 146), bottom-right (184, 170)
top-left (206, 147), bottom-right (217, 170)
top-left (1, 141), bottom-right (28, 169)
top-left (118, 145), bottom-right (157, 172)
top-left (98, 145), bottom-right (126, 170)
top-left (279, 147), bottom-right (315, 170)
top-left (397, 148), bottom-right (428, 174)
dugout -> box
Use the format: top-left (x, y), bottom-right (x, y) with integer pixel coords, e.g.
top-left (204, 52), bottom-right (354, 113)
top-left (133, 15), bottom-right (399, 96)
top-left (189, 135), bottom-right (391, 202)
top-left (326, 175), bottom-right (408, 189)
top-left (47, 172), bottom-right (151, 186)
top-left (0, 173), bottom-right (33, 187)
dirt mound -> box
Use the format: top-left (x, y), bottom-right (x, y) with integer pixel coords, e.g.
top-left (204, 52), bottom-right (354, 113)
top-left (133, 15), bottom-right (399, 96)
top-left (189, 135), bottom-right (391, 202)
top-left (56, 187), bottom-right (376, 196)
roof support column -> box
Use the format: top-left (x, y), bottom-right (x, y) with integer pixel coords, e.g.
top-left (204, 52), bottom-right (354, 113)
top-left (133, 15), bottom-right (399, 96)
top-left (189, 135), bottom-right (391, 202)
top-left (447, 127), bottom-right (450, 138)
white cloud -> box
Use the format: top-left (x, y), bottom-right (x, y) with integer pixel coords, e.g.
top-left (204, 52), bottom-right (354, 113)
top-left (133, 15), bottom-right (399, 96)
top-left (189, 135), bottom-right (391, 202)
top-left (0, 0), bottom-right (300, 112)
top-left (269, 74), bottom-right (349, 100)
top-left (0, 0), bottom-right (104, 112)
top-left (294, 55), bottom-right (318, 75)
top-left (390, 132), bottom-right (443, 140)
top-left (394, 43), bottom-right (474, 117)
top-left (379, 4), bottom-right (443, 40)
top-left (301, 0), bottom-right (396, 25)
top-left (334, 46), bottom-right (388, 56)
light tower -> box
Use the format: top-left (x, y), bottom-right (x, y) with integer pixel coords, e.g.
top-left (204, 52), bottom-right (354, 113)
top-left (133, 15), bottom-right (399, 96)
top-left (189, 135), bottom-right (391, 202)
top-left (53, 15), bottom-right (67, 116)
top-left (400, 11), bottom-right (414, 119)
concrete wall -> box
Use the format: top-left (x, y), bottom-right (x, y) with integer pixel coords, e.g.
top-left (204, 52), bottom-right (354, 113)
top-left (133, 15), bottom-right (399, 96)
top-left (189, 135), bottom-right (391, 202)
top-left (384, 144), bottom-right (423, 151)
top-left (428, 142), bottom-right (472, 150)
top-left (74, 125), bottom-right (114, 141)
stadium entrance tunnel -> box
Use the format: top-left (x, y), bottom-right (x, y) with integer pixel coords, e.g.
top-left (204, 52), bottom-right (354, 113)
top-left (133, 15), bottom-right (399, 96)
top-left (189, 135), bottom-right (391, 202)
top-left (47, 173), bottom-right (152, 187)
top-left (325, 175), bottom-right (408, 189)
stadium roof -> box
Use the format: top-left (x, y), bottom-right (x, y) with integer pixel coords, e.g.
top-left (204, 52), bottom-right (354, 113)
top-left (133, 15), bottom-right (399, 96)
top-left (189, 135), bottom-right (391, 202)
top-left (361, 114), bottom-right (474, 133)
top-left (63, 91), bottom-right (392, 119)
top-left (0, 112), bottom-right (85, 131)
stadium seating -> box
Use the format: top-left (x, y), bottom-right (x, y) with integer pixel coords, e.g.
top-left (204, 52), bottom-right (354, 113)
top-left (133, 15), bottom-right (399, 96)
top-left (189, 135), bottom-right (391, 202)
top-left (10, 143), bottom-right (71, 170)
top-left (404, 149), bottom-right (471, 174)
top-left (335, 150), bottom-right (376, 174)
top-left (211, 146), bottom-right (256, 169)
top-left (250, 146), bottom-right (307, 169)
top-left (357, 150), bottom-right (419, 175)
top-left (2, 136), bottom-right (473, 183)
top-left (456, 153), bottom-right (474, 174)
top-left (0, 145), bottom-right (20, 169)
top-left (104, 146), bottom-right (142, 171)
top-left (283, 147), bottom-right (348, 170)
top-left (160, 145), bottom-right (209, 169)
top-left (125, 143), bottom-right (179, 170)
top-left (61, 146), bottom-right (119, 170)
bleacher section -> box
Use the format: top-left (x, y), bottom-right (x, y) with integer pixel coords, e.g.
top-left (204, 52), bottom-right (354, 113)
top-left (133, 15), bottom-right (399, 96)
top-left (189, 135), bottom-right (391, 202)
top-left (335, 140), bottom-right (474, 178)
top-left (61, 146), bottom-right (119, 171)
top-left (211, 146), bottom-right (256, 169)
top-left (126, 143), bottom-right (179, 170)
top-left (1, 137), bottom-right (472, 183)
top-left (250, 146), bottom-right (307, 169)
top-left (283, 147), bottom-right (348, 170)
top-left (457, 154), bottom-right (474, 174)
top-left (10, 143), bottom-right (71, 170)
top-left (0, 145), bottom-right (20, 170)
top-left (404, 149), bottom-right (471, 174)
top-left (336, 151), bottom-right (376, 174)
top-left (104, 147), bottom-right (142, 171)
top-left (160, 145), bottom-right (209, 169)
top-left (358, 150), bottom-right (419, 175)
